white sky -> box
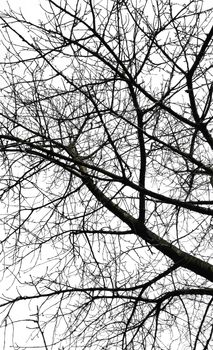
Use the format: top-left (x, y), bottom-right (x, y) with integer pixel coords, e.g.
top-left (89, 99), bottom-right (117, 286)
top-left (1, 0), bottom-right (44, 29)
top-left (2, 0), bottom-right (41, 14)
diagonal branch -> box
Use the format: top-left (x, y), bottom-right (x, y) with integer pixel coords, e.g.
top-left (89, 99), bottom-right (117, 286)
top-left (68, 144), bottom-right (213, 283)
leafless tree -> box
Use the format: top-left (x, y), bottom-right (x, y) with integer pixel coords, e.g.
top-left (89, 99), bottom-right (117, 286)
top-left (0, 0), bottom-right (213, 349)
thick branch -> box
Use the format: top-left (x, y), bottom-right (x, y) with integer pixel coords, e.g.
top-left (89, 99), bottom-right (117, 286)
top-left (68, 144), bottom-right (213, 283)
top-left (136, 223), bottom-right (213, 283)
